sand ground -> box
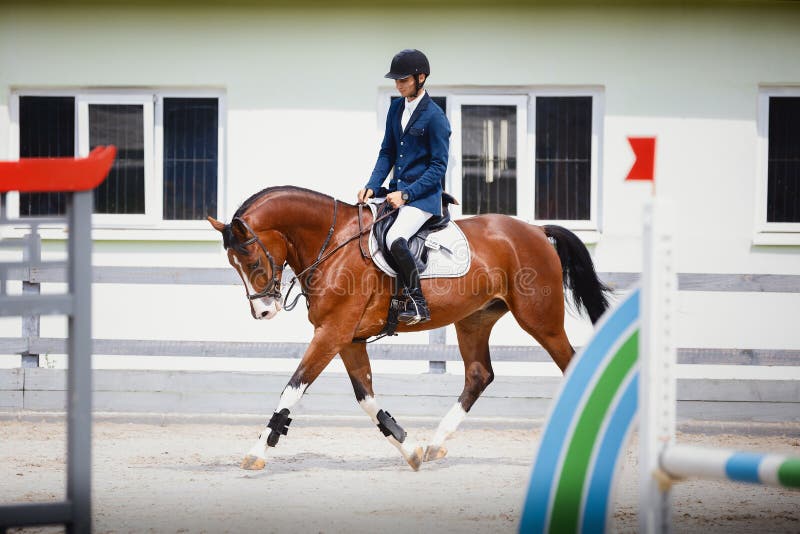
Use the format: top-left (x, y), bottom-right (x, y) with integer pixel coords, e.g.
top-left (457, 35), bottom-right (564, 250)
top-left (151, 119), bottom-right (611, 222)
top-left (1, 415), bottom-right (798, 533)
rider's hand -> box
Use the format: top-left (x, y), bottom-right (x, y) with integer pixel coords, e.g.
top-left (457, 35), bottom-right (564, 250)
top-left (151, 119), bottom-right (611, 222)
top-left (386, 191), bottom-right (405, 208)
top-left (357, 188), bottom-right (374, 204)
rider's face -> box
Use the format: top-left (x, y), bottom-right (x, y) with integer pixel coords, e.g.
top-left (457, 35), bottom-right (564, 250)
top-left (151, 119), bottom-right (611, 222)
top-left (395, 74), bottom-right (426, 99)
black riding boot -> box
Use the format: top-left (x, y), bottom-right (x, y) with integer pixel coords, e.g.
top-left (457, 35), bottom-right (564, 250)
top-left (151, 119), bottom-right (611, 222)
top-left (390, 238), bottom-right (430, 325)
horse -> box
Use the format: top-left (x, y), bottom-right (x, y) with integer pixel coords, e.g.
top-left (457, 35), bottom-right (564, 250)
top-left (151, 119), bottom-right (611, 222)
top-left (207, 185), bottom-right (610, 471)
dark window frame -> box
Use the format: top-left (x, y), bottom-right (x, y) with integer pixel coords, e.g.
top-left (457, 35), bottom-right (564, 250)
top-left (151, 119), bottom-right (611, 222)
top-left (380, 89), bottom-right (601, 229)
top-left (11, 90), bottom-right (225, 225)
top-left (534, 96), bottom-right (593, 222)
top-left (765, 96), bottom-right (800, 224)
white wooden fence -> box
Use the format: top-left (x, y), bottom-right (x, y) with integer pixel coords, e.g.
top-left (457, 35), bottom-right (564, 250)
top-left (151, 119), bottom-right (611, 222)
top-left (1, 261), bottom-right (799, 421)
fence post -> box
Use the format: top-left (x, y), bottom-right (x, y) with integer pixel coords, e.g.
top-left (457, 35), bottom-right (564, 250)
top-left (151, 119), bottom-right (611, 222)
top-left (21, 231), bottom-right (41, 368)
top-left (428, 327), bottom-right (446, 374)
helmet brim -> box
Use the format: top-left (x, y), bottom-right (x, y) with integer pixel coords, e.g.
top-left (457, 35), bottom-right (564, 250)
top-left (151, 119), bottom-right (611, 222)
top-left (385, 72), bottom-right (413, 80)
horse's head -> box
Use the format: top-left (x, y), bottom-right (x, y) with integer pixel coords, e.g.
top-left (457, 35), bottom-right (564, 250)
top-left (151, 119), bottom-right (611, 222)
top-left (208, 215), bottom-right (287, 320)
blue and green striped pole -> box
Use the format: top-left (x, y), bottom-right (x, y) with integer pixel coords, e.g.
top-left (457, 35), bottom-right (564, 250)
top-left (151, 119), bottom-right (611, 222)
top-left (661, 446), bottom-right (800, 488)
top-left (519, 288), bottom-right (641, 534)
top-left (520, 200), bottom-right (799, 534)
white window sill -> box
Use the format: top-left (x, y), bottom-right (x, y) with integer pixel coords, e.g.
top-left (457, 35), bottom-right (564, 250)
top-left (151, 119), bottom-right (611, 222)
top-left (752, 232), bottom-right (800, 246)
top-left (2, 226), bottom-right (222, 242)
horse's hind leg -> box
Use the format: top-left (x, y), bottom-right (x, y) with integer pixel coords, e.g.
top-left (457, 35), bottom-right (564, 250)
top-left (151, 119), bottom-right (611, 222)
top-left (340, 343), bottom-right (424, 471)
top-left (507, 285), bottom-right (575, 372)
top-left (424, 301), bottom-right (507, 462)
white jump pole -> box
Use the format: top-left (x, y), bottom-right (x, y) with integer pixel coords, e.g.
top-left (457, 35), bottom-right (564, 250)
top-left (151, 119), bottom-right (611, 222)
top-left (638, 199), bottom-right (800, 534)
top-left (639, 197), bottom-right (678, 534)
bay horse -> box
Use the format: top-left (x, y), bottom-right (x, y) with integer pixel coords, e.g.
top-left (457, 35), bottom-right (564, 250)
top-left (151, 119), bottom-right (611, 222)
top-left (207, 186), bottom-right (610, 471)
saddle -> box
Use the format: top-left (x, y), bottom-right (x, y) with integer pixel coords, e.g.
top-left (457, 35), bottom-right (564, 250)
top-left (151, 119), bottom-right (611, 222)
top-left (354, 192), bottom-right (468, 344)
top-left (372, 192), bottom-right (458, 273)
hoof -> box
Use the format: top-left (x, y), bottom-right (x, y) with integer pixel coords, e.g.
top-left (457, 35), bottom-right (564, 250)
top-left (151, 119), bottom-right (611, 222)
top-left (240, 455), bottom-right (266, 471)
top-left (424, 445), bottom-right (448, 462)
top-left (405, 445), bottom-right (424, 471)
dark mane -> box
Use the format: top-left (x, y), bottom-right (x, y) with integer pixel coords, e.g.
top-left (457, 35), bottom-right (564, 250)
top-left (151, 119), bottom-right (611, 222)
top-left (233, 185), bottom-right (335, 219)
top-left (222, 186), bottom-right (335, 251)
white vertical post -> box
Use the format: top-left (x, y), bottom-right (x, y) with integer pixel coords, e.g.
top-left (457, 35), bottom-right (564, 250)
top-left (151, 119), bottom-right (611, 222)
top-left (428, 328), bottom-right (447, 374)
top-left (66, 190), bottom-right (93, 534)
top-left (21, 232), bottom-right (41, 368)
top-left (639, 198), bottom-right (678, 534)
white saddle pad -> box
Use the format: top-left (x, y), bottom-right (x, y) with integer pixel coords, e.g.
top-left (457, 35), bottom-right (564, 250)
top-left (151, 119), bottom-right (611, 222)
top-left (366, 201), bottom-right (471, 279)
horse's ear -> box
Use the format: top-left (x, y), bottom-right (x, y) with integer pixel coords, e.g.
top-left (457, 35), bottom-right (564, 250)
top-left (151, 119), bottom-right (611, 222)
top-left (207, 216), bottom-right (226, 232)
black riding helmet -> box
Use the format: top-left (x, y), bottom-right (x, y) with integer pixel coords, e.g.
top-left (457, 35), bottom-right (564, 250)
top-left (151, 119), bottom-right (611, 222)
top-left (385, 49), bottom-right (430, 80)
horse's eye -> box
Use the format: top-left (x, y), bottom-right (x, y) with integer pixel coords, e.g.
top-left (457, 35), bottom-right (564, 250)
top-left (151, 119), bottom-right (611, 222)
top-left (248, 259), bottom-right (260, 270)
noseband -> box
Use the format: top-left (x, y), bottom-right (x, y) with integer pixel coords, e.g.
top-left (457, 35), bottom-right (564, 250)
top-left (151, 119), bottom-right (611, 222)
top-left (232, 216), bottom-right (283, 301)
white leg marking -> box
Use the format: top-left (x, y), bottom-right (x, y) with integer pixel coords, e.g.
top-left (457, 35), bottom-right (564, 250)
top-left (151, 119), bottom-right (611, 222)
top-left (246, 383), bottom-right (308, 459)
top-left (277, 383), bottom-right (308, 412)
top-left (247, 435), bottom-right (268, 458)
top-left (359, 396), bottom-right (420, 461)
top-left (358, 395), bottom-right (381, 423)
top-left (430, 403), bottom-right (468, 447)
top-left (388, 435), bottom-right (422, 460)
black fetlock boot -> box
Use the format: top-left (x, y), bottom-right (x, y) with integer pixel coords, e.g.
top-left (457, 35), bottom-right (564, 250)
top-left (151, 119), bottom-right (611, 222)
top-left (390, 238), bottom-right (431, 325)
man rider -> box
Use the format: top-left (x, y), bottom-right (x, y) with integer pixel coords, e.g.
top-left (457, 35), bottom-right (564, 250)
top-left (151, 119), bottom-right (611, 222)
top-left (358, 49), bottom-right (451, 325)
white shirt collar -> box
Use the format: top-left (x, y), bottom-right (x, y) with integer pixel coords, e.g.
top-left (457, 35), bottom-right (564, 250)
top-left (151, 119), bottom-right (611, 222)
top-left (404, 89), bottom-right (426, 116)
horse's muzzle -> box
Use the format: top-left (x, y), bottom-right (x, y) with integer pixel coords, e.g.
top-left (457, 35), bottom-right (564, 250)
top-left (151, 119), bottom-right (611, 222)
top-left (251, 298), bottom-right (281, 320)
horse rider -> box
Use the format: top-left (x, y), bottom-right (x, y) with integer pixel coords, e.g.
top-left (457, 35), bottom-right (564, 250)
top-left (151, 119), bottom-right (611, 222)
top-left (358, 49), bottom-right (452, 325)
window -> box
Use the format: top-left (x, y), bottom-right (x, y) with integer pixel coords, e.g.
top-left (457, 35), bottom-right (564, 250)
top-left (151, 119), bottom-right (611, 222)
top-left (380, 89), bottom-right (601, 228)
top-left (19, 96), bottom-right (75, 216)
top-left (766, 97), bottom-right (800, 223)
top-left (162, 98), bottom-right (219, 220)
top-left (756, 88), bottom-right (800, 242)
top-left (535, 96), bottom-right (592, 221)
top-left (88, 102), bottom-right (148, 216)
top-left (449, 96), bottom-right (527, 216)
top-left (11, 90), bottom-right (224, 226)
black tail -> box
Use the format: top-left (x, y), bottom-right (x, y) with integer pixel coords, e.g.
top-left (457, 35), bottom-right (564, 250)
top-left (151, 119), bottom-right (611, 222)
top-left (543, 225), bottom-right (612, 325)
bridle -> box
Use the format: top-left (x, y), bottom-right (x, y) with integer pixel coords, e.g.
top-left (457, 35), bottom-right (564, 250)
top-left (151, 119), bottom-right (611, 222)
top-left (231, 198), bottom-right (398, 311)
top-left (232, 216), bottom-right (284, 301)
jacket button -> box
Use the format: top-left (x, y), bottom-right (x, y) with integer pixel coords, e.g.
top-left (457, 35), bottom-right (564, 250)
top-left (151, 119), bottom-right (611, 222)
top-left (400, 154), bottom-right (404, 158)
top-left (401, 141), bottom-right (404, 145)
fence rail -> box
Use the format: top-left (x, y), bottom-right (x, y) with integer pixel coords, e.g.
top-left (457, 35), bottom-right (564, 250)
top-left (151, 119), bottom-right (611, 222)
top-left (4, 266), bottom-right (800, 292)
top-left (1, 337), bottom-right (798, 366)
top-left (1, 266), bottom-right (799, 366)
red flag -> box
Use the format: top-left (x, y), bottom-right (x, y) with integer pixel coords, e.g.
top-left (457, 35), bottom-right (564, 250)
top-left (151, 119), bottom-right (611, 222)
top-left (625, 137), bottom-right (656, 182)
top-left (0, 145), bottom-right (116, 193)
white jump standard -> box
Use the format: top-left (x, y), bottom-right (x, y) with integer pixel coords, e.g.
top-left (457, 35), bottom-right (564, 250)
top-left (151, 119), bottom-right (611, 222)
top-left (520, 199), bottom-right (800, 534)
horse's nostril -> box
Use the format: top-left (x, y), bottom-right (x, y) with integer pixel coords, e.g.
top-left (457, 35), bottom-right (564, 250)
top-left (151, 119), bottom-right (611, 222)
top-left (260, 310), bottom-right (269, 318)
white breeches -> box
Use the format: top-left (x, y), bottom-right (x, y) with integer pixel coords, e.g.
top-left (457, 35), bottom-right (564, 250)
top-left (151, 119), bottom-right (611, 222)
top-left (385, 204), bottom-right (434, 247)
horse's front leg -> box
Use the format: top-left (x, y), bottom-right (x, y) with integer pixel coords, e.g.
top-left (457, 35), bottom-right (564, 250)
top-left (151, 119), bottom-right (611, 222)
top-left (340, 343), bottom-right (424, 471)
top-left (241, 329), bottom-right (343, 471)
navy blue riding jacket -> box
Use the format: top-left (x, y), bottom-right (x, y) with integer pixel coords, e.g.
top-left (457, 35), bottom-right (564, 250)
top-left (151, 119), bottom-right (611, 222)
top-left (365, 93), bottom-right (451, 216)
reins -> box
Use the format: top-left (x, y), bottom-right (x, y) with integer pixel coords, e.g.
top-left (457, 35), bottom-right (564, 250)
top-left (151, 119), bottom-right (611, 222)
top-left (282, 200), bottom-right (397, 311)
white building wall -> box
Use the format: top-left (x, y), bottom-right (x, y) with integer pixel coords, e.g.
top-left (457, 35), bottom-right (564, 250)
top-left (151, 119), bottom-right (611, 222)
top-left (1, 3), bottom-right (799, 366)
